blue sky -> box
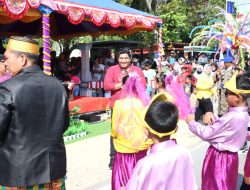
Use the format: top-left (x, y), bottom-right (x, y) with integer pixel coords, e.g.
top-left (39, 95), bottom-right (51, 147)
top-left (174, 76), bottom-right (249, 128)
top-left (235, 0), bottom-right (250, 13)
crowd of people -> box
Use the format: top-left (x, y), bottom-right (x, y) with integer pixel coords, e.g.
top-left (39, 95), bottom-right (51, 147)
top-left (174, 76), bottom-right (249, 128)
top-left (140, 52), bottom-right (250, 123)
top-left (104, 48), bottom-right (250, 190)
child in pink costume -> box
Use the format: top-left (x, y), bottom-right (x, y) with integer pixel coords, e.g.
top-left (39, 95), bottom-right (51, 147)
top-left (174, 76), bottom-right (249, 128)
top-left (187, 73), bottom-right (250, 190)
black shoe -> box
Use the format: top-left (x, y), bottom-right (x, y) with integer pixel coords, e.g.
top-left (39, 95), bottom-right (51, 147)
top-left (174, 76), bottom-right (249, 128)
top-left (239, 143), bottom-right (248, 154)
top-left (108, 157), bottom-right (114, 170)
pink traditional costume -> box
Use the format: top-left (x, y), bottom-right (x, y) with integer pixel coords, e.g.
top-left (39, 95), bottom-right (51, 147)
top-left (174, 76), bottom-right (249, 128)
top-left (111, 76), bottom-right (152, 190)
top-left (104, 56), bottom-right (146, 170)
top-left (125, 139), bottom-right (197, 190)
top-left (244, 135), bottom-right (250, 176)
top-left (243, 121), bottom-right (250, 183)
top-left (125, 93), bottom-right (197, 190)
top-left (188, 74), bottom-right (250, 190)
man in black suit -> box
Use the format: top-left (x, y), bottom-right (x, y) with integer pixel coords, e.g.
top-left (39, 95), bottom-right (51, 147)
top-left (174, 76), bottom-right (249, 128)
top-left (0, 36), bottom-right (69, 188)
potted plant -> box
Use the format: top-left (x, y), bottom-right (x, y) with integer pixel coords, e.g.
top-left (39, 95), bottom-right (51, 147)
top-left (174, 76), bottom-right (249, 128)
top-left (63, 106), bottom-right (88, 141)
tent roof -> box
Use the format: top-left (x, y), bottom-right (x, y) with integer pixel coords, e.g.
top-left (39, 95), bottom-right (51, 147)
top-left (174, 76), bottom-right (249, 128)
top-left (0, 0), bottom-right (161, 39)
top-left (63, 0), bottom-right (157, 18)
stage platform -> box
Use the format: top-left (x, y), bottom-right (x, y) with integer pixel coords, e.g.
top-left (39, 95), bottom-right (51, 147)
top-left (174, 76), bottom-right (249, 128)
top-left (69, 96), bottom-right (110, 114)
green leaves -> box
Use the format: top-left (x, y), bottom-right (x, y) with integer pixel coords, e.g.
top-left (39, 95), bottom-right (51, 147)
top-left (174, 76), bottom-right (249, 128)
top-left (71, 106), bottom-right (81, 114)
top-left (115, 0), bottom-right (225, 44)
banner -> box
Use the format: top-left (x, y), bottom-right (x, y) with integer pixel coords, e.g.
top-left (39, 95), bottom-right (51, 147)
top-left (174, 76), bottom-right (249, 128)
top-left (226, 0), bottom-right (235, 14)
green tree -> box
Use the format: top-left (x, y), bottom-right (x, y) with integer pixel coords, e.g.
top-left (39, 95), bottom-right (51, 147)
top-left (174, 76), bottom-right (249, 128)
top-left (159, 0), bottom-right (226, 42)
top-left (116, 0), bottom-right (226, 43)
top-left (159, 0), bottom-right (191, 42)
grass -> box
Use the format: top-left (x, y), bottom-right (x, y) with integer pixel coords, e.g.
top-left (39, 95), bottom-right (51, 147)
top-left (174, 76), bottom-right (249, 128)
top-left (65, 120), bottom-right (111, 144)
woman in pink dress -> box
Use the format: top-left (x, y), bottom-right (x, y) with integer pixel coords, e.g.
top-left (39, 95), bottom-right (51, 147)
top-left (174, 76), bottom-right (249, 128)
top-left (111, 75), bottom-right (152, 190)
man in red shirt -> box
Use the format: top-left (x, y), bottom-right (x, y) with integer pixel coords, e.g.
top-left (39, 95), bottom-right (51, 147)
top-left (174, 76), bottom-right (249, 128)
top-left (104, 48), bottom-right (146, 169)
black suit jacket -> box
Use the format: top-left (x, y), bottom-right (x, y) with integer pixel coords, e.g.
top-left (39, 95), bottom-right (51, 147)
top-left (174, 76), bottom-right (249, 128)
top-left (0, 65), bottom-right (69, 186)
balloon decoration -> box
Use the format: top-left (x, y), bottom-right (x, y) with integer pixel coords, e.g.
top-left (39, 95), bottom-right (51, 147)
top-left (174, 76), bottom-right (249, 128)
top-left (190, 7), bottom-right (250, 69)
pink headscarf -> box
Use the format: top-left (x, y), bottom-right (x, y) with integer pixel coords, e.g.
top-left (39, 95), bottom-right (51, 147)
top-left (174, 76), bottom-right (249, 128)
top-left (120, 75), bottom-right (150, 107)
top-left (165, 73), bottom-right (194, 120)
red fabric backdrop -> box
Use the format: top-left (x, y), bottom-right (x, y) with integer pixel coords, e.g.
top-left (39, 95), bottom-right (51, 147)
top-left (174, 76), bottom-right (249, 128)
top-left (69, 96), bottom-right (110, 114)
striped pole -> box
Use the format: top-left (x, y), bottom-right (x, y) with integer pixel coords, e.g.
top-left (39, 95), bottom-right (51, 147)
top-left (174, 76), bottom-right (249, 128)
top-left (158, 24), bottom-right (164, 57)
top-left (42, 14), bottom-right (52, 75)
top-left (158, 23), bottom-right (164, 68)
top-left (38, 5), bottom-right (53, 75)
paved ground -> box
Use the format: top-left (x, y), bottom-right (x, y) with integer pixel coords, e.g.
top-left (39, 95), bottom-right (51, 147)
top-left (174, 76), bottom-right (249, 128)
top-left (65, 133), bottom-right (111, 190)
top-left (65, 120), bottom-right (247, 190)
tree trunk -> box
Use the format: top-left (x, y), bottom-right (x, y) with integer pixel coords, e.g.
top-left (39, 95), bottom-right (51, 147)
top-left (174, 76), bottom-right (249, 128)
top-left (145, 0), bottom-right (152, 11)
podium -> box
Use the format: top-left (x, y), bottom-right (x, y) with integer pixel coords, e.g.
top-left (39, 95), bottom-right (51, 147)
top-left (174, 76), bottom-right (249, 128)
top-left (79, 81), bottom-right (104, 97)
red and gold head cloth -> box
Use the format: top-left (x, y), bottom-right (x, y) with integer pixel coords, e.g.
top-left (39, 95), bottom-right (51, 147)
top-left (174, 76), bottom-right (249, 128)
top-left (6, 38), bottom-right (39, 55)
top-left (143, 92), bottom-right (177, 138)
top-left (224, 74), bottom-right (250, 95)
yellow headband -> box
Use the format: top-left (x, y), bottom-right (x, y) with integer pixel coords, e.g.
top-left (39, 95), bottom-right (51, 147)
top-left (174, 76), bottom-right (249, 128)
top-left (143, 92), bottom-right (177, 138)
top-left (144, 123), bottom-right (177, 138)
top-left (6, 39), bottom-right (39, 55)
top-left (224, 74), bottom-right (250, 95)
